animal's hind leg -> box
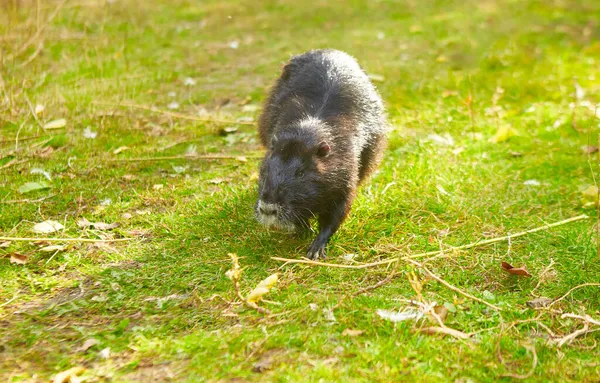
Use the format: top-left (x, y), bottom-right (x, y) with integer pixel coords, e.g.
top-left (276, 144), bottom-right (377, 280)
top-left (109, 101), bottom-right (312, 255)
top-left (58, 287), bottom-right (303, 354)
top-left (358, 134), bottom-right (387, 182)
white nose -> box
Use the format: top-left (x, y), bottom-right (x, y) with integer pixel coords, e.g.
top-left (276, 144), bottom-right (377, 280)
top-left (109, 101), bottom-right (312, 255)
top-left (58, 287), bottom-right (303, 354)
top-left (258, 200), bottom-right (278, 216)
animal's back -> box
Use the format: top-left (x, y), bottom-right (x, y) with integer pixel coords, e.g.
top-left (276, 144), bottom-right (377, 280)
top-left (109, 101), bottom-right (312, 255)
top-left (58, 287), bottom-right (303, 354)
top-left (259, 50), bottom-right (387, 165)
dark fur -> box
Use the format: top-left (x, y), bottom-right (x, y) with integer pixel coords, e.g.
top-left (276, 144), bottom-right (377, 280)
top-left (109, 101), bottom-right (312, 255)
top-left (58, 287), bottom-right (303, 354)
top-left (256, 49), bottom-right (388, 259)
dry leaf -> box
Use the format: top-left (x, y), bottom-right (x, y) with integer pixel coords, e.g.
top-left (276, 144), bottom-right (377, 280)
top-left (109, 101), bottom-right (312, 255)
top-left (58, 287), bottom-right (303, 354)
top-left (44, 118), bottom-right (66, 130)
top-left (501, 261), bottom-right (532, 277)
top-left (420, 326), bottom-right (471, 339)
top-left (39, 245), bottom-right (66, 252)
top-left (341, 328), bottom-right (364, 337)
top-left (490, 125), bottom-right (518, 143)
top-left (98, 347), bottom-right (111, 359)
top-left (34, 104), bottom-right (45, 115)
top-left (113, 146), bottom-right (129, 154)
top-left (368, 73), bottom-right (385, 82)
top-left (52, 366), bottom-right (85, 383)
top-left (126, 229), bottom-right (148, 237)
top-left (526, 297), bottom-right (552, 309)
top-left (225, 253), bottom-right (242, 281)
top-left (442, 90), bottom-right (458, 98)
top-left (582, 185), bottom-right (599, 207)
top-left (433, 305), bottom-right (449, 321)
top-left (377, 308), bottom-right (423, 322)
top-left (582, 145), bottom-right (598, 154)
top-left (83, 127), bottom-right (97, 139)
top-left (75, 338), bottom-right (99, 353)
top-left (10, 253), bottom-right (29, 265)
top-left (153, 184), bottom-right (164, 190)
top-left (247, 274), bottom-right (278, 303)
top-left (77, 218), bottom-right (119, 230)
top-left (0, 241), bottom-right (11, 248)
top-left (32, 220), bottom-right (64, 234)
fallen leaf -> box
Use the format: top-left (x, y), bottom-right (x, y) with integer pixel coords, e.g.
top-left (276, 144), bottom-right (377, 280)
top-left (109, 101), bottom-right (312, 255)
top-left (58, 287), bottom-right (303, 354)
top-left (582, 145), bottom-right (598, 154)
top-left (526, 297), bottom-right (552, 309)
top-left (127, 229), bottom-right (148, 237)
top-left (0, 241), bottom-right (11, 248)
top-left (377, 308), bottom-right (423, 322)
top-left (228, 40), bottom-right (239, 49)
top-left (428, 133), bottom-right (454, 146)
top-left (207, 178), bottom-right (225, 185)
top-left (433, 305), bottom-right (449, 321)
top-left (122, 213), bottom-right (133, 219)
top-left (183, 77), bottom-right (196, 86)
top-left (34, 104), bottom-right (45, 115)
top-left (113, 146), bottom-right (129, 154)
top-left (75, 338), bottom-right (99, 353)
top-left (19, 181), bottom-right (50, 194)
top-left (368, 73), bottom-right (385, 82)
top-left (83, 127), bottom-right (97, 139)
top-left (218, 126), bottom-right (238, 136)
top-left (409, 24), bottom-right (422, 33)
top-left (167, 102), bottom-right (180, 110)
top-left (308, 303), bottom-right (318, 311)
top-left (323, 308), bottom-right (337, 322)
top-left (30, 168), bottom-right (52, 181)
top-left (523, 179), bottom-right (541, 186)
top-left (341, 328), bottom-right (364, 337)
top-left (77, 218), bottom-right (119, 230)
top-left (241, 104), bottom-right (260, 112)
top-left (252, 349), bottom-right (283, 373)
top-left (436, 55), bottom-right (447, 63)
top-left (33, 220), bottom-right (64, 234)
top-left (582, 185), bottom-right (599, 207)
top-left (39, 245), bottom-right (66, 252)
top-left (420, 326), bottom-right (471, 340)
top-left (247, 274), bottom-right (278, 303)
top-left (501, 261), bottom-right (532, 277)
top-left (490, 125), bottom-right (518, 143)
top-left (52, 366), bottom-right (85, 383)
top-left (43, 118), bottom-right (66, 130)
top-left (442, 90), bottom-right (458, 98)
top-left (99, 347), bottom-right (111, 359)
top-left (153, 184), bottom-right (164, 190)
top-left (10, 253), bottom-right (29, 265)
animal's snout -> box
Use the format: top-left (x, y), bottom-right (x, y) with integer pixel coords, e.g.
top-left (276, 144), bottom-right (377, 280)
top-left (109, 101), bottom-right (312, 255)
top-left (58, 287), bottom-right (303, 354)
top-left (257, 200), bottom-right (279, 216)
top-left (259, 203), bottom-right (277, 216)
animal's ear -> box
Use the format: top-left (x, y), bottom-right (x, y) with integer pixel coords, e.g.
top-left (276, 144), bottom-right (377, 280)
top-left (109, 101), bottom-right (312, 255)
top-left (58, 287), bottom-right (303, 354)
top-left (281, 61), bottom-right (295, 81)
top-left (316, 141), bottom-right (330, 157)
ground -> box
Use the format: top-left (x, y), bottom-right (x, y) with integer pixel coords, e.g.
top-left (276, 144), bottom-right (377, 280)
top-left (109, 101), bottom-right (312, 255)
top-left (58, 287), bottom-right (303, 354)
top-left (1, 0), bottom-right (600, 382)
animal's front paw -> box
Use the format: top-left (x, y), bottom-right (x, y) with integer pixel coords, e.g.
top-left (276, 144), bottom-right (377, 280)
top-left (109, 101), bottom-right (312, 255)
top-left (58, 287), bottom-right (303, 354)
top-left (306, 241), bottom-right (327, 260)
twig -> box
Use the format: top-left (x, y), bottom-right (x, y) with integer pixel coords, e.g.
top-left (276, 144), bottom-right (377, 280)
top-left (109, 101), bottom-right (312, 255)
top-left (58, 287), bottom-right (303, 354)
top-left (555, 323), bottom-right (590, 347)
top-left (104, 154), bottom-right (262, 163)
top-left (0, 135), bottom-right (49, 144)
top-left (0, 236), bottom-right (135, 243)
top-left (272, 215), bottom-right (590, 269)
top-left (499, 344), bottom-right (538, 379)
top-left (92, 101), bottom-right (255, 125)
top-left (407, 259), bottom-right (503, 311)
top-left (561, 313), bottom-right (600, 327)
top-left (548, 283), bottom-right (600, 309)
top-left (0, 159), bottom-right (28, 170)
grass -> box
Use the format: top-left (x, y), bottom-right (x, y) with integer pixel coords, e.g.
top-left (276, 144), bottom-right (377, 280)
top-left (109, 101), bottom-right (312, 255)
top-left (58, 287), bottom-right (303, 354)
top-left (1, 0), bottom-right (600, 381)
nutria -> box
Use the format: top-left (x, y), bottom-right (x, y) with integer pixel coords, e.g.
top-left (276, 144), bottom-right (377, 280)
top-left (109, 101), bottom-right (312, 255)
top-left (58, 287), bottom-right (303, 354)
top-left (256, 49), bottom-right (388, 259)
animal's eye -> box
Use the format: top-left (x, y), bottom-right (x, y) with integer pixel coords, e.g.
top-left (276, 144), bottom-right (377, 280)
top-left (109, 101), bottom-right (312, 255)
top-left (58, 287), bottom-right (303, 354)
top-left (296, 169), bottom-right (305, 178)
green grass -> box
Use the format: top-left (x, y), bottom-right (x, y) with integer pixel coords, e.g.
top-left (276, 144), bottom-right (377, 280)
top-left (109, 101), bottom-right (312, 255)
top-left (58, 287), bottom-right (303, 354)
top-left (1, 0), bottom-right (600, 381)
